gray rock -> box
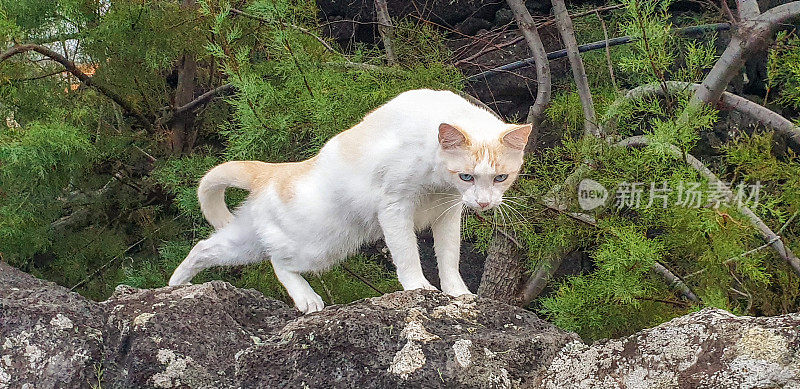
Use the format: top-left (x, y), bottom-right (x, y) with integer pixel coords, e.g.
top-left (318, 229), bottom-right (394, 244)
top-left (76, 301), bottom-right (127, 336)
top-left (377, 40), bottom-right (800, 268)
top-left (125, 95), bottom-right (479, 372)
top-left (0, 263), bottom-right (104, 389)
top-left (1, 262), bottom-right (799, 388)
top-left (537, 308), bottom-right (800, 388)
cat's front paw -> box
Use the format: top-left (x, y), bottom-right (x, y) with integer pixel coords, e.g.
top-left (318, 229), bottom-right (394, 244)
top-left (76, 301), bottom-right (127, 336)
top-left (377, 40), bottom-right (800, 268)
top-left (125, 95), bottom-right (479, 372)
top-left (293, 292), bottom-right (325, 314)
top-left (401, 278), bottom-right (438, 292)
top-left (441, 280), bottom-right (473, 297)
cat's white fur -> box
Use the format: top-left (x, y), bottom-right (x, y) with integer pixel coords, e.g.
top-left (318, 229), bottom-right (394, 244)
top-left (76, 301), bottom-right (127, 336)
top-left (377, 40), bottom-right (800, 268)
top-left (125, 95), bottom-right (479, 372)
top-left (169, 89), bottom-right (531, 313)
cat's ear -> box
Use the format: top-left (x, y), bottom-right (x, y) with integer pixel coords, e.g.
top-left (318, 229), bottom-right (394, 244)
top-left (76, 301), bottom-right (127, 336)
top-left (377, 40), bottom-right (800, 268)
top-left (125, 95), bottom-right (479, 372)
top-left (438, 123), bottom-right (468, 150)
top-left (500, 124), bottom-right (532, 150)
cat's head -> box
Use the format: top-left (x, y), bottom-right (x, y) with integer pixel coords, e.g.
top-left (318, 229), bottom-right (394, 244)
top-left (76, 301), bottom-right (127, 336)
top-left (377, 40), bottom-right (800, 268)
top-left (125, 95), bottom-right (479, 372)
top-left (438, 122), bottom-right (531, 211)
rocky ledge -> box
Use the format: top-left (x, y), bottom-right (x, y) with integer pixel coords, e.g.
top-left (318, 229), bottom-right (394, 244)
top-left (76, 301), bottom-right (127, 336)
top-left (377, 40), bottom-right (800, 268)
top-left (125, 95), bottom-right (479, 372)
top-left (1, 262), bottom-right (799, 388)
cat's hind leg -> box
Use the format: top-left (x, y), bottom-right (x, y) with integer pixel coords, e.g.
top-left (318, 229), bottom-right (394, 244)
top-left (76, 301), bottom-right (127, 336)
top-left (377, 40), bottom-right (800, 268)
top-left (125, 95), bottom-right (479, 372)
top-left (272, 262), bottom-right (324, 314)
top-left (168, 223), bottom-right (263, 286)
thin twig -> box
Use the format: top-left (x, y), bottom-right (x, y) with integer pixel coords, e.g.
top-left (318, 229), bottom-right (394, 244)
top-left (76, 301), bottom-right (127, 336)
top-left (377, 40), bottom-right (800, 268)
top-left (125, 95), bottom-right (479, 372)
top-left (455, 3), bottom-right (626, 66)
top-left (174, 83), bottom-right (234, 116)
top-left (12, 69), bottom-right (64, 82)
top-left (542, 197), bottom-right (701, 303)
top-left (634, 295), bottom-right (690, 308)
top-left (596, 10), bottom-right (618, 90)
top-left (70, 216), bottom-right (181, 291)
top-left (341, 264), bottom-right (384, 295)
top-left (603, 81), bottom-right (800, 146)
top-left (468, 23), bottom-right (730, 80)
top-left (230, 8), bottom-right (340, 56)
top-left (651, 262), bottom-right (700, 303)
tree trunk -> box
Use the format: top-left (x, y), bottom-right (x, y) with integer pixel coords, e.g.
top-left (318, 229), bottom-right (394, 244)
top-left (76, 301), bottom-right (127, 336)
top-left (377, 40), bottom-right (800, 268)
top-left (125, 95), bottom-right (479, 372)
top-left (477, 236), bottom-right (524, 304)
top-left (169, 0), bottom-right (198, 155)
top-left (169, 53), bottom-right (196, 154)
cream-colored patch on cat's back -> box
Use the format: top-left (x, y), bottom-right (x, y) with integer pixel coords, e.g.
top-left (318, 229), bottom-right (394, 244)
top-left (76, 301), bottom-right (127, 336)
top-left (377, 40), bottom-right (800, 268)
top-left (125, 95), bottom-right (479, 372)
top-left (329, 120), bottom-right (373, 162)
top-left (249, 157), bottom-right (318, 200)
top-left (196, 158), bottom-right (317, 229)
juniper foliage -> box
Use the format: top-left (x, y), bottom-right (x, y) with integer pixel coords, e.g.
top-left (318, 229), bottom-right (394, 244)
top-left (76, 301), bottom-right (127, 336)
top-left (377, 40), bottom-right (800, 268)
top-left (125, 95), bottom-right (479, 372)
top-left (1, 0), bottom-right (798, 341)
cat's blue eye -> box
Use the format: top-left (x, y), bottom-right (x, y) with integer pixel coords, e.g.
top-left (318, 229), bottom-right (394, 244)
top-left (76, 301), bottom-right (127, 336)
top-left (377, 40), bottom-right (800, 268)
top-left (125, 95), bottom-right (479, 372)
top-left (459, 173), bottom-right (474, 182)
top-left (494, 174), bottom-right (508, 182)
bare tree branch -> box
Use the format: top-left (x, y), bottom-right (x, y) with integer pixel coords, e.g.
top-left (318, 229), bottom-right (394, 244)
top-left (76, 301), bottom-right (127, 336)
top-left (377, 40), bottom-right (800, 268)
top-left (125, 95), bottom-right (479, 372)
top-left (686, 2), bottom-right (800, 116)
top-left (0, 44), bottom-right (150, 127)
top-left (468, 23), bottom-right (730, 81)
top-left (506, 0), bottom-right (551, 128)
top-left (737, 0), bottom-right (761, 20)
top-left (373, 0), bottom-right (398, 65)
top-left (605, 81), bottom-right (800, 145)
top-left (553, 0), bottom-right (600, 137)
top-left (174, 83), bottom-right (235, 117)
top-left (517, 247), bottom-right (570, 305)
top-left (652, 262), bottom-right (700, 303)
top-left (479, 0), bottom-right (555, 305)
top-left (514, 0), bottom-right (603, 298)
top-left (617, 135), bottom-right (800, 276)
top-left (456, 3), bottom-right (627, 66)
top-left (517, 197), bottom-right (701, 304)
top-left (596, 10), bottom-right (618, 90)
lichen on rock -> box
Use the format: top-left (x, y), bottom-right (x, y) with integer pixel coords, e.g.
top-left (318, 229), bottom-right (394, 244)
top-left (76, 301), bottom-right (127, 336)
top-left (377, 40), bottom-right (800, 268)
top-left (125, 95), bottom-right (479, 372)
top-left (2, 262), bottom-right (800, 388)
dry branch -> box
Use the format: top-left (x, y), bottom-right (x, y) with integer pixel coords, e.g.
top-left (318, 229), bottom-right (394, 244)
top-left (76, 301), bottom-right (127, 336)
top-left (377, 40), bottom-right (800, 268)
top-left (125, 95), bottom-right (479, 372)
top-left (174, 83), bottom-right (235, 116)
top-left (521, 197), bottom-right (701, 304)
top-left (455, 3), bottom-right (627, 66)
top-left (596, 10), bottom-right (617, 90)
top-left (686, 2), bottom-right (800, 116)
top-left (373, 0), bottom-right (397, 65)
top-left (652, 262), bottom-right (700, 303)
top-left (230, 8), bottom-right (340, 56)
top-left (505, 0), bottom-right (551, 128)
top-left (552, 0), bottom-right (600, 137)
top-left (0, 44), bottom-right (150, 127)
top-left (605, 81), bottom-right (800, 145)
top-left (617, 135), bottom-right (800, 276)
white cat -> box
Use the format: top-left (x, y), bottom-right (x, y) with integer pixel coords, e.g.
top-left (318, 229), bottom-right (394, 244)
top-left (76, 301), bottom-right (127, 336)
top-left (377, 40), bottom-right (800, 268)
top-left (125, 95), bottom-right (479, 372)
top-left (168, 89), bottom-right (531, 313)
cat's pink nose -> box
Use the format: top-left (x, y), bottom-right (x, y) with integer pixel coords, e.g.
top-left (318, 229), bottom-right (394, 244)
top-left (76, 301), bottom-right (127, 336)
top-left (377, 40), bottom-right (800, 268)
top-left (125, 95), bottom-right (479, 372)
top-left (478, 201), bottom-right (490, 209)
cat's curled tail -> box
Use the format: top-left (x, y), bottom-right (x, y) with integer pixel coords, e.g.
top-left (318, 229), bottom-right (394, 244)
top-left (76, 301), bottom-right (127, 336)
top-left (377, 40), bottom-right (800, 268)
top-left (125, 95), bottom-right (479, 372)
top-left (198, 161), bottom-right (266, 229)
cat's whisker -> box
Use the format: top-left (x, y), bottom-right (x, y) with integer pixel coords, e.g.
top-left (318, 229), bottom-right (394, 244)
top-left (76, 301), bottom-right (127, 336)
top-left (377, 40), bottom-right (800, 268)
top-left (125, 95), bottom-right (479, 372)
top-left (498, 203), bottom-right (525, 233)
top-left (501, 201), bottom-right (531, 225)
top-left (431, 200), bottom-right (464, 227)
top-left (502, 199), bottom-right (530, 211)
top-left (495, 205), bottom-right (511, 236)
top-left (421, 198), bottom-right (461, 213)
top-left (500, 203), bottom-right (526, 235)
